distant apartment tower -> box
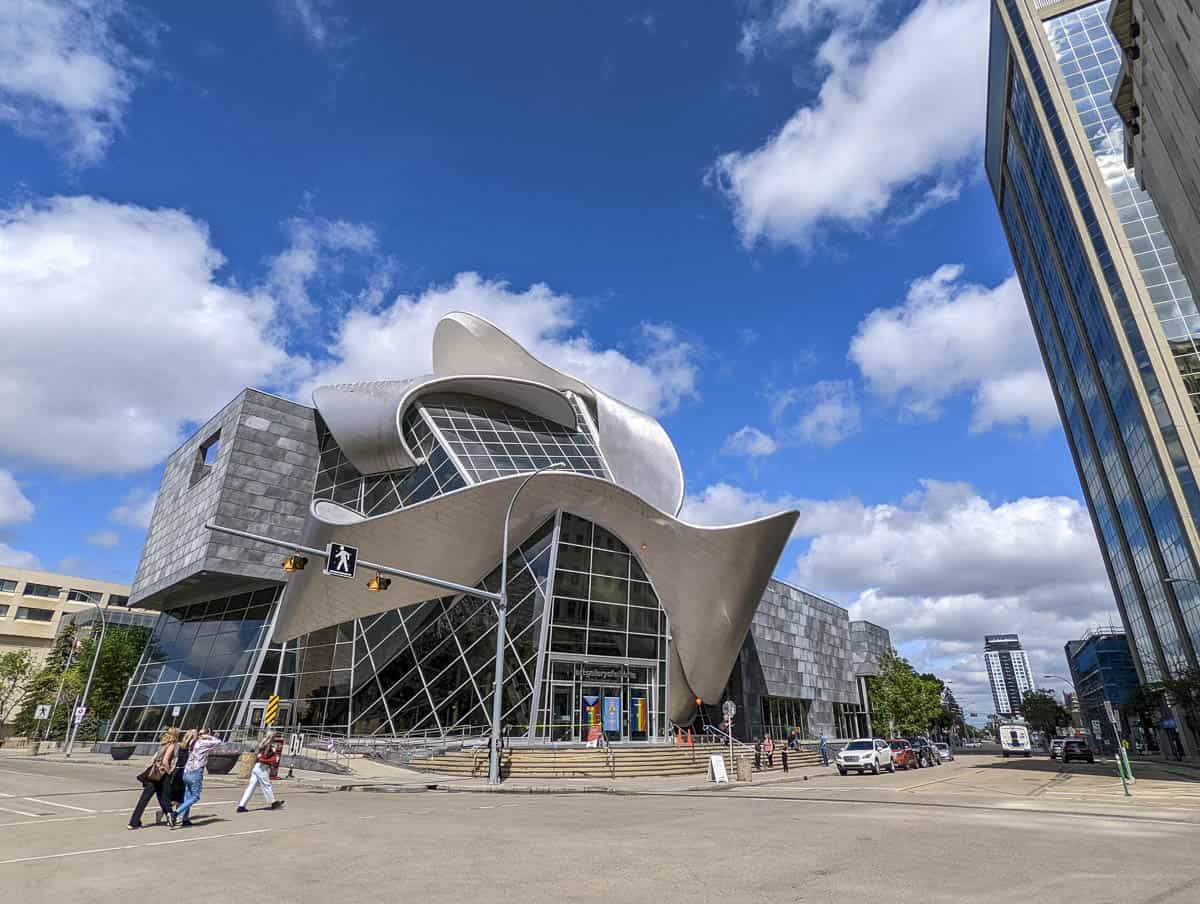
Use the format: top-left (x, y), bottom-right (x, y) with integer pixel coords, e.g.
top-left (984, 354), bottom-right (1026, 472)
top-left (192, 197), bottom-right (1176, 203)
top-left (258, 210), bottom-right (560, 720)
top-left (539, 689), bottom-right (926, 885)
top-left (985, 0), bottom-right (1200, 749)
top-left (1109, 0), bottom-right (1200, 294)
top-left (984, 634), bottom-right (1036, 716)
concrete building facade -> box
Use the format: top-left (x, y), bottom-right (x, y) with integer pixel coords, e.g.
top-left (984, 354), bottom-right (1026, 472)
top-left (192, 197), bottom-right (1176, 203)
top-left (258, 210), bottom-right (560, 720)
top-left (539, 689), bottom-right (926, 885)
top-left (1109, 0), bottom-right (1200, 294)
top-left (984, 634), bottom-right (1036, 716)
top-left (0, 566), bottom-right (133, 665)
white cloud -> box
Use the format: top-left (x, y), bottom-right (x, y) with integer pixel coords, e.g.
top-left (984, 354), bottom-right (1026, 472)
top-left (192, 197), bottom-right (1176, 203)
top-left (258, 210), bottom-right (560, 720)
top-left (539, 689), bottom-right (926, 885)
top-left (0, 0), bottom-right (146, 165)
top-left (790, 380), bottom-right (861, 445)
top-left (0, 196), bottom-right (299, 475)
top-left (278, 0), bottom-right (345, 51)
top-left (765, 379), bottom-right (862, 447)
top-left (267, 215), bottom-right (378, 317)
top-left (303, 271), bottom-right (700, 417)
top-left (738, 0), bottom-right (882, 59)
top-left (110, 487), bottom-right (157, 529)
top-left (684, 478), bottom-right (1116, 715)
top-left (0, 543), bottom-right (40, 569)
top-left (715, 0), bottom-right (987, 247)
top-left (850, 265), bottom-right (1057, 432)
top-left (721, 425), bottom-right (778, 458)
top-left (0, 470), bottom-right (34, 526)
top-left (86, 529), bottom-right (120, 548)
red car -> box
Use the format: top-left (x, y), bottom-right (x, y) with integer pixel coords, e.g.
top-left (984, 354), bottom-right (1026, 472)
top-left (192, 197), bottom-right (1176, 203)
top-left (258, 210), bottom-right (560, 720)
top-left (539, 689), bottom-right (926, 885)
top-left (888, 739), bottom-right (918, 770)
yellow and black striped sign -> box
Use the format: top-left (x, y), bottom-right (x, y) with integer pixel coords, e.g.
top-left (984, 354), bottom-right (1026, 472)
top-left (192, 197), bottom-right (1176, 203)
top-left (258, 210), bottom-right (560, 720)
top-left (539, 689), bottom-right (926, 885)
top-left (264, 694), bottom-right (280, 726)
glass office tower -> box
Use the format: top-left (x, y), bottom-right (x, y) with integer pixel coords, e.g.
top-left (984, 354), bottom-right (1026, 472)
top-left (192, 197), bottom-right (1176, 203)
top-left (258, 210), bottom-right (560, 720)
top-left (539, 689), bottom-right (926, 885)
top-left (986, 0), bottom-right (1200, 749)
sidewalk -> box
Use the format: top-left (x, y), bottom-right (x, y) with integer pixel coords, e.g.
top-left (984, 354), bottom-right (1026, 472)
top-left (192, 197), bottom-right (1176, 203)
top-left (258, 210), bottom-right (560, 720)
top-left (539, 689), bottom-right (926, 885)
top-left (0, 744), bottom-right (841, 796)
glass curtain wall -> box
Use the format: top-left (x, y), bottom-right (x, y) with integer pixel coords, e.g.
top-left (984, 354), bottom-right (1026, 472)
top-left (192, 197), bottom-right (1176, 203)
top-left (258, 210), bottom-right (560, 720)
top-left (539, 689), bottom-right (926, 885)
top-left (759, 695), bottom-right (811, 741)
top-left (109, 586), bottom-right (280, 741)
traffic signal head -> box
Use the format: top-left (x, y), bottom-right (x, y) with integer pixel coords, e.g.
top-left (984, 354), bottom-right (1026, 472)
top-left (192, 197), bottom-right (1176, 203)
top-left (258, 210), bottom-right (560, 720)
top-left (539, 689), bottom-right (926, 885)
top-left (282, 555), bottom-right (308, 572)
top-left (367, 573), bottom-right (392, 592)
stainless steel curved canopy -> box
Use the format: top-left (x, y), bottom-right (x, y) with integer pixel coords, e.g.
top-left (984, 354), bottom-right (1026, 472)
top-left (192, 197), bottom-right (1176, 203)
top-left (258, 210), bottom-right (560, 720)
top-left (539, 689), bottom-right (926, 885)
top-left (432, 312), bottom-right (687, 515)
top-left (314, 374), bottom-right (578, 475)
top-left (275, 472), bottom-right (797, 721)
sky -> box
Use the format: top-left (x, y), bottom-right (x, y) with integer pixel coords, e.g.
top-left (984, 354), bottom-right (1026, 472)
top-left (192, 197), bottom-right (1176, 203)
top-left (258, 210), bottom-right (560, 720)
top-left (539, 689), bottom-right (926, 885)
top-left (0, 0), bottom-right (1118, 722)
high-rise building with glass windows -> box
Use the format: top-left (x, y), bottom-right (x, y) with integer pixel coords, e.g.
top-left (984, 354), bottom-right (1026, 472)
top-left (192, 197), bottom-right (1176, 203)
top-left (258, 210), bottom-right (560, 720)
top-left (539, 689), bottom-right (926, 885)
top-left (109, 313), bottom-right (889, 747)
top-left (986, 0), bottom-right (1200, 751)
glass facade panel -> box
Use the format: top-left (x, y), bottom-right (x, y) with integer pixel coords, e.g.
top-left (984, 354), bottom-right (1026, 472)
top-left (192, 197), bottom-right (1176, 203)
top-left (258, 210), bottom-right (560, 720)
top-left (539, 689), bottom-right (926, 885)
top-left (422, 393), bottom-right (609, 483)
top-left (109, 587), bottom-right (279, 741)
top-left (994, 0), bottom-right (1200, 678)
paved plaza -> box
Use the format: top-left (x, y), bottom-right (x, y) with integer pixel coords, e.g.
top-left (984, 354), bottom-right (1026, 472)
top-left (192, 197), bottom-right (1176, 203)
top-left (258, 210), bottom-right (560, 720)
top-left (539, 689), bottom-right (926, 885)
top-left (1, 750), bottom-right (1198, 902)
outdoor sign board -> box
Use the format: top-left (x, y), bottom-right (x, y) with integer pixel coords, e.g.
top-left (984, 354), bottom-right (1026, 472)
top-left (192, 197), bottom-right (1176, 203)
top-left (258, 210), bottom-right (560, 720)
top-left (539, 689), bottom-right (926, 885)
top-left (324, 542), bottom-right (358, 579)
top-left (709, 754), bottom-right (729, 784)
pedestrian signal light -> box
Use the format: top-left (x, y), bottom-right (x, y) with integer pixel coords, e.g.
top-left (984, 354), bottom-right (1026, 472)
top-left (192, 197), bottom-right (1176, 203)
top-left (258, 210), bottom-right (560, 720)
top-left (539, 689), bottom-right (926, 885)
top-left (282, 555), bottom-right (308, 572)
top-left (367, 573), bottom-right (391, 592)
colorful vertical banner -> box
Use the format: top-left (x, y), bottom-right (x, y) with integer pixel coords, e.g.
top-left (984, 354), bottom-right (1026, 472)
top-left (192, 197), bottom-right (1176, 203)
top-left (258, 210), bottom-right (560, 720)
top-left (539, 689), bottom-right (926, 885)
top-left (603, 696), bottom-right (621, 732)
top-left (582, 695), bottom-right (600, 730)
top-left (633, 695), bottom-right (647, 733)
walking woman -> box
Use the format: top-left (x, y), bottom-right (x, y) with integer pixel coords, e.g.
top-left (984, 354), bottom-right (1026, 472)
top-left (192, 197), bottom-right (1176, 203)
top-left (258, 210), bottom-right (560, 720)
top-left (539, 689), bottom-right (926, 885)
top-left (169, 729), bottom-right (193, 820)
top-left (175, 727), bottom-right (223, 827)
top-left (236, 732), bottom-right (285, 813)
top-left (128, 727), bottom-right (180, 830)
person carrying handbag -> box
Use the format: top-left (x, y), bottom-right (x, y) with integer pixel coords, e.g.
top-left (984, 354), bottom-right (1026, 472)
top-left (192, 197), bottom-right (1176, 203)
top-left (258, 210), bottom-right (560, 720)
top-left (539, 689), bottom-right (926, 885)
top-left (236, 732), bottom-right (285, 813)
top-left (128, 728), bottom-right (180, 830)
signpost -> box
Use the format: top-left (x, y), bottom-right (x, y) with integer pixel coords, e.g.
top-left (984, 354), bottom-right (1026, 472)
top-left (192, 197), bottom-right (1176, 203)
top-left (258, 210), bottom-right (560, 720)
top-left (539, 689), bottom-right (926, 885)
top-left (171, 705), bottom-right (182, 719)
top-left (264, 694), bottom-right (280, 728)
top-left (722, 700), bottom-right (737, 772)
top-left (34, 704), bottom-right (50, 720)
top-left (72, 706), bottom-right (87, 725)
top-left (324, 542), bottom-right (358, 578)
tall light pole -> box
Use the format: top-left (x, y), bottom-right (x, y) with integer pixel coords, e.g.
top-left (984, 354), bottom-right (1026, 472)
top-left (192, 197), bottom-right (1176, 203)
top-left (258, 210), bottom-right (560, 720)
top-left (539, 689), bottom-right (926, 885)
top-left (489, 462), bottom-right (566, 785)
top-left (65, 601), bottom-right (107, 757)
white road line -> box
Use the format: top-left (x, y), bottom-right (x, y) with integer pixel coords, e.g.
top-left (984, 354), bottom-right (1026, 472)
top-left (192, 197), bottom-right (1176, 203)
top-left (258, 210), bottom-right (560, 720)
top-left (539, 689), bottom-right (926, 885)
top-left (0, 815), bottom-right (97, 829)
top-left (22, 797), bottom-right (96, 813)
top-left (0, 845), bottom-right (130, 865)
top-left (0, 805), bottom-right (42, 818)
top-left (0, 828), bottom-right (271, 865)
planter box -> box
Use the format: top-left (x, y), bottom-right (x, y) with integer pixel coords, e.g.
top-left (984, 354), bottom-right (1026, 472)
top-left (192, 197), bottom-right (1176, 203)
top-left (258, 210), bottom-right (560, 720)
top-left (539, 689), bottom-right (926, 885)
top-left (110, 744), bottom-right (136, 761)
top-left (206, 753), bottom-right (239, 775)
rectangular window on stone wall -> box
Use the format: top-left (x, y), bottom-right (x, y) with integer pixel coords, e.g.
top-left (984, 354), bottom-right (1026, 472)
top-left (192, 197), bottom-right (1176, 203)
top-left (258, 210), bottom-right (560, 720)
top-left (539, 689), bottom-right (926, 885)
top-left (190, 430), bottom-right (221, 487)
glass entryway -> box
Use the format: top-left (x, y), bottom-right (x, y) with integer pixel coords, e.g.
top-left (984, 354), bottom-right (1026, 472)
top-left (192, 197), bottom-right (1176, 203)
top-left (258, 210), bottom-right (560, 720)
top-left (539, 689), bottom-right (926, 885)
top-left (545, 660), bottom-right (657, 742)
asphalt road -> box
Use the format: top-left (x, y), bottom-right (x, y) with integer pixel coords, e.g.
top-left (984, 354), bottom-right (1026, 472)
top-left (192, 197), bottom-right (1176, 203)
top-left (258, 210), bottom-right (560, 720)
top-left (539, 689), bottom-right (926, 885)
top-left (2, 752), bottom-right (1198, 903)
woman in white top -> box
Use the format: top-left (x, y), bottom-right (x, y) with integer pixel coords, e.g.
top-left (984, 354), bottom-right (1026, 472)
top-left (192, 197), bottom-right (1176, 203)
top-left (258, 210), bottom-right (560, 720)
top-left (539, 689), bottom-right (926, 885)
top-left (175, 728), bottom-right (224, 828)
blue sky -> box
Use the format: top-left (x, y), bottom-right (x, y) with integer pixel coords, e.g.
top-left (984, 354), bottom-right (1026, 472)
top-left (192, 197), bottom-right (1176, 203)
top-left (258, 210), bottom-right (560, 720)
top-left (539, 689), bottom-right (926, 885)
top-left (0, 0), bottom-right (1112, 716)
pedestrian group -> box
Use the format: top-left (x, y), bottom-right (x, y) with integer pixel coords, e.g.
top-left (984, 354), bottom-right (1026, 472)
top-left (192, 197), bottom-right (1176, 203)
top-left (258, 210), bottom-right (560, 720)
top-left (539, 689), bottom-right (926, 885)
top-left (128, 728), bottom-right (286, 830)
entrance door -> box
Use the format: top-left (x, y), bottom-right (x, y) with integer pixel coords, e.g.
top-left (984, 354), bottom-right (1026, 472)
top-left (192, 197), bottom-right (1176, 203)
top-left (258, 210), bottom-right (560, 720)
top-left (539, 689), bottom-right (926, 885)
top-left (247, 701), bottom-right (291, 732)
top-left (551, 684), bottom-right (574, 741)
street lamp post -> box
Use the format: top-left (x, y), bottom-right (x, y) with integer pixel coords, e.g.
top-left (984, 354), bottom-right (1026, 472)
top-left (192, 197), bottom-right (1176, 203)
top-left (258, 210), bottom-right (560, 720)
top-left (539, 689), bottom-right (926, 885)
top-left (65, 601), bottom-right (107, 757)
top-left (489, 462), bottom-right (566, 785)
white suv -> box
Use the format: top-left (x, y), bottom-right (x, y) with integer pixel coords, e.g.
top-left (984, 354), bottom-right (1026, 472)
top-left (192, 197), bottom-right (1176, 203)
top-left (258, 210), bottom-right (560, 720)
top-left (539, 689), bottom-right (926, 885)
top-left (836, 738), bottom-right (895, 775)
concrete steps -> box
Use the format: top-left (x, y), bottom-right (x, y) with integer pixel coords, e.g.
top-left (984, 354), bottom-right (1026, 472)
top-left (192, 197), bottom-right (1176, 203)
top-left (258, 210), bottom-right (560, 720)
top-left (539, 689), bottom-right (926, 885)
top-left (408, 743), bottom-right (824, 779)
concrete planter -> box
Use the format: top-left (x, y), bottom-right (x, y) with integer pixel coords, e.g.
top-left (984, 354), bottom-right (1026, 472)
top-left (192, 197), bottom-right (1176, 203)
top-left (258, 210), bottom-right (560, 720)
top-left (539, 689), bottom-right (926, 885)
top-left (110, 744), bottom-right (136, 761)
top-left (206, 753), bottom-right (239, 775)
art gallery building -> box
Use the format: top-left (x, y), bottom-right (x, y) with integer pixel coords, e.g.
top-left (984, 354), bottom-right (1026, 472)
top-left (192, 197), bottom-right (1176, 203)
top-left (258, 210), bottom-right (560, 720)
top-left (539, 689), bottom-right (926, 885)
top-left (109, 313), bottom-right (889, 745)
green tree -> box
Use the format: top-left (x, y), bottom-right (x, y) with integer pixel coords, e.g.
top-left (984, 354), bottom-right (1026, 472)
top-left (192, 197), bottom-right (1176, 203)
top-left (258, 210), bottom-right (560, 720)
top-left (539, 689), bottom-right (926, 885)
top-left (12, 624), bottom-right (149, 741)
top-left (866, 650), bottom-right (945, 736)
top-left (0, 649), bottom-right (37, 737)
top-left (1021, 690), bottom-right (1071, 737)
top-left (1121, 682), bottom-right (1165, 740)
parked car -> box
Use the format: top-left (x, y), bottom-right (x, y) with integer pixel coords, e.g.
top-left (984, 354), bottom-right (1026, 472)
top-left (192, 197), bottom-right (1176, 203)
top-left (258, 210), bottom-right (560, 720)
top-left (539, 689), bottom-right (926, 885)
top-left (1061, 738), bottom-right (1095, 764)
top-left (906, 737), bottom-right (940, 767)
top-left (934, 742), bottom-right (954, 762)
top-left (836, 738), bottom-right (896, 775)
top-left (1049, 737), bottom-right (1066, 759)
top-left (888, 738), bottom-right (919, 770)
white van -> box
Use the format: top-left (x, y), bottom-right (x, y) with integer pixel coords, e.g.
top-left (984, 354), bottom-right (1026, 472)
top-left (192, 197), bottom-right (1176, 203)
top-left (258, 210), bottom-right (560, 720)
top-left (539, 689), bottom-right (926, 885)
top-left (999, 723), bottom-right (1032, 757)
